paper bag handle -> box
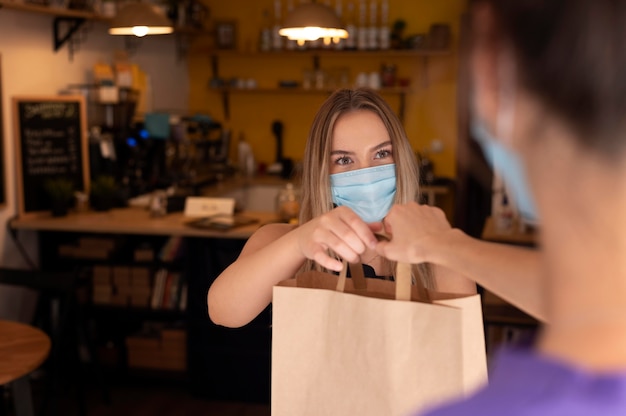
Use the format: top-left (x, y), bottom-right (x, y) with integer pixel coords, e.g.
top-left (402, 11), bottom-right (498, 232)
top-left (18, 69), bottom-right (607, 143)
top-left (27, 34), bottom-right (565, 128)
top-left (335, 260), bottom-right (430, 302)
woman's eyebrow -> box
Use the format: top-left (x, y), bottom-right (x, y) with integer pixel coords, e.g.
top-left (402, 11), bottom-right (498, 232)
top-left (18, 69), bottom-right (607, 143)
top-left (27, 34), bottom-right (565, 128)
top-left (330, 141), bottom-right (391, 156)
top-left (369, 141), bottom-right (392, 151)
top-left (330, 149), bottom-right (355, 156)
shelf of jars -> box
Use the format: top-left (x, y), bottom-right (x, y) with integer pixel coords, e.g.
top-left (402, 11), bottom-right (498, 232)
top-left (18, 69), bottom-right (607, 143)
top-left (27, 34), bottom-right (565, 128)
top-left (210, 84), bottom-right (412, 123)
top-left (209, 48), bottom-right (451, 58)
top-left (206, 46), bottom-right (450, 121)
top-left (208, 47), bottom-right (451, 88)
top-left (209, 86), bottom-right (410, 94)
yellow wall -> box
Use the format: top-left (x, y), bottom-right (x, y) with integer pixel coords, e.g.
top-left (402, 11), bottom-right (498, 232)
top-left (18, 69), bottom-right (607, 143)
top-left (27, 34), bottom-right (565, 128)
top-left (188, 0), bottom-right (467, 177)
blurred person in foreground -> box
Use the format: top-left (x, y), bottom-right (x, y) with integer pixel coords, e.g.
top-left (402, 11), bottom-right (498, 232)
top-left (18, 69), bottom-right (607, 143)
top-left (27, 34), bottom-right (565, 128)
top-left (376, 0), bottom-right (626, 414)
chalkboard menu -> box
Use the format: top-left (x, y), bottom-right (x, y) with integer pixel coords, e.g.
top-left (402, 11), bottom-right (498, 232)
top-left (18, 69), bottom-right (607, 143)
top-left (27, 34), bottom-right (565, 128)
top-left (13, 96), bottom-right (89, 216)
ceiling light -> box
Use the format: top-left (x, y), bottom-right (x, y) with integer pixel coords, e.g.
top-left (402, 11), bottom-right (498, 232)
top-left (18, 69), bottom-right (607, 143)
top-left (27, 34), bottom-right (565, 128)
top-left (109, 3), bottom-right (174, 37)
top-left (279, 2), bottom-right (348, 45)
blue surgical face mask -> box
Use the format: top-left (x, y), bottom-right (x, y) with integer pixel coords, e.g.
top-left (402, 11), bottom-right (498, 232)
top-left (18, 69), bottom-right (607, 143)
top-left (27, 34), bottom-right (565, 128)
top-left (471, 120), bottom-right (538, 223)
top-left (330, 163), bottom-right (396, 223)
top-left (471, 55), bottom-right (539, 224)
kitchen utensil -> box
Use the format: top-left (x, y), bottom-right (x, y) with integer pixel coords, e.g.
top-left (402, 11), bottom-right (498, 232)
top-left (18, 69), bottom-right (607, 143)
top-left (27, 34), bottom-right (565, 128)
top-left (272, 120), bottom-right (284, 163)
top-left (271, 120), bottom-right (295, 179)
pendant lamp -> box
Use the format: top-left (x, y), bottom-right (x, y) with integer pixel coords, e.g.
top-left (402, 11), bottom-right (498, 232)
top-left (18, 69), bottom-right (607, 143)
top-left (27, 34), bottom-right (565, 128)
top-left (109, 3), bottom-right (174, 37)
top-left (278, 1), bottom-right (348, 46)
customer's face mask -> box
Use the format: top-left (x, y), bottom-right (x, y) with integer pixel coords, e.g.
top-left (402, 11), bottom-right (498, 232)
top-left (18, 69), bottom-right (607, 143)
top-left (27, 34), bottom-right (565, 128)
top-left (472, 120), bottom-right (538, 223)
top-left (330, 163), bottom-right (396, 223)
top-left (471, 57), bottom-right (539, 224)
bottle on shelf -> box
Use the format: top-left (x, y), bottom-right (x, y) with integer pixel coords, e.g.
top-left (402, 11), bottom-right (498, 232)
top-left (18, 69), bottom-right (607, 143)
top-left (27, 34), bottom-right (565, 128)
top-left (259, 8), bottom-right (272, 52)
top-left (238, 133), bottom-right (256, 179)
top-left (357, 0), bottom-right (368, 50)
top-left (344, 1), bottom-right (357, 50)
top-left (379, 0), bottom-right (390, 50)
top-left (321, 0), bottom-right (333, 48)
top-left (272, 0), bottom-right (284, 51)
top-left (285, 0), bottom-right (297, 50)
top-left (276, 183), bottom-right (301, 224)
top-left (368, 0), bottom-right (379, 50)
top-left (297, 0), bottom-right (309, 50)
top-left (333, 0), bottom-right (345, 50)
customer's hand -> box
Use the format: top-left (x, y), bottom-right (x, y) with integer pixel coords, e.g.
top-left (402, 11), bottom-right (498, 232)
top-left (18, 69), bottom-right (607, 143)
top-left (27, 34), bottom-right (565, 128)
top-left (295, 206), bottom-right (378, 272)
top-left (375, 202), bottom-right (452, 264)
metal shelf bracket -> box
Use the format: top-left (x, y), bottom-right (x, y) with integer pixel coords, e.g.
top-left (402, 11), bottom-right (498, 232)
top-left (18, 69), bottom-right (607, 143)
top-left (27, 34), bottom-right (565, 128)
top-left (53, 16), bottom-right (87, 60)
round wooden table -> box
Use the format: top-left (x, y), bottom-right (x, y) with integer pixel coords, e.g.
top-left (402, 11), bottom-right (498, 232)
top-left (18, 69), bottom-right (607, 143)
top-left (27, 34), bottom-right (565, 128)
top-left (0, 319), bottom-right (51, 385)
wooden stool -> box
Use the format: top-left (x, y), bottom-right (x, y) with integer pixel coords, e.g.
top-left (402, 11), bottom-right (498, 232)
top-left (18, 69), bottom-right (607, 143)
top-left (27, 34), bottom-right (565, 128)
top-left (0, 319), bottom-right (51, 416)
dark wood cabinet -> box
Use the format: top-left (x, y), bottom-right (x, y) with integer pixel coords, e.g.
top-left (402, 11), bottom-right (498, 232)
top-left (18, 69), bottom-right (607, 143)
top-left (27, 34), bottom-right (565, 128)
top-left (35, 229), bottom-right (271, 403)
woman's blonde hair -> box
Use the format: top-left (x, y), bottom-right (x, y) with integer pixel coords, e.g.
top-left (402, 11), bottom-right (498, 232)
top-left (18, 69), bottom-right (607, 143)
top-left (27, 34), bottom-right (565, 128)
top-left (297, 88), bottom-right (435, 289)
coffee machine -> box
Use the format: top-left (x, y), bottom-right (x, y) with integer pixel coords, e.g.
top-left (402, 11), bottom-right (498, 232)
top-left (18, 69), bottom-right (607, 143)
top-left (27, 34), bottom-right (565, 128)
top-left (165, 115), bottom-right (233, 193)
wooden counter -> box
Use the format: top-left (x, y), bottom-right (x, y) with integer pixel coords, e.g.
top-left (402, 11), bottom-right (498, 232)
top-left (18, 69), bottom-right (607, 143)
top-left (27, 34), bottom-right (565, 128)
top-left (481, 216), bottom-right (537, 246)
top-left (9, 207), bottom-right (280, 239)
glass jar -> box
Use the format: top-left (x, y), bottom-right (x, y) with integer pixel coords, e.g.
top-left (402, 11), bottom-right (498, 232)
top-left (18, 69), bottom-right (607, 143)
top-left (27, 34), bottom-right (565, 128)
top-left (276, 183), bottom-right (300, 223)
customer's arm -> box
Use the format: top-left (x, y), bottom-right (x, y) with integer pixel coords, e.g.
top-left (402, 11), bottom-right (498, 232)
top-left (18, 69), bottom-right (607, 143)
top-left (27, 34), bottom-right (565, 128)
top-left (208, 206), bottom-right (378, 328)
top-left (375, 202), bottom-right (545, 321)
top-left (430, 229), bottom-right (543, 321)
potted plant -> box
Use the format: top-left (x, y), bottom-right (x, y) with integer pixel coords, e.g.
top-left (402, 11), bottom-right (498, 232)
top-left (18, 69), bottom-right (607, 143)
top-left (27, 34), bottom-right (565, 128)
top-left (44, 178), bottom-right (75, 217)
top-left (89, 175), bottom-right (118, 211)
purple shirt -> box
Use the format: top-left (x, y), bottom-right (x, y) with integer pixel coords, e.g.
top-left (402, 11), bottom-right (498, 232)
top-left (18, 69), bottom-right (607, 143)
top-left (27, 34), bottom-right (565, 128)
top-left (418, 347), bottom-right (626, 416)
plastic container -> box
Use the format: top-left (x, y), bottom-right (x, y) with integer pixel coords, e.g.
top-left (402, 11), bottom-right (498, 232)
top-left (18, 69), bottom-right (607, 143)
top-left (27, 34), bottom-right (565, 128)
top-left (276, 183), bottom-right (300, 223)
top-left (495, 193), bottom-right (515, 233)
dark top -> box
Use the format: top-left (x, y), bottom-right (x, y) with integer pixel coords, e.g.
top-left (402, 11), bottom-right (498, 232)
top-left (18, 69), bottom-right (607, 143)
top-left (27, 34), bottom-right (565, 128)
top-left (347, 263), bottom-right (392, 281)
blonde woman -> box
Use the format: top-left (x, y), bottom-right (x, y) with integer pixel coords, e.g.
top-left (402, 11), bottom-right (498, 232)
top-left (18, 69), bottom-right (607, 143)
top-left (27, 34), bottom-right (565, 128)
top-left (208, 88), bottom-right (475, 328)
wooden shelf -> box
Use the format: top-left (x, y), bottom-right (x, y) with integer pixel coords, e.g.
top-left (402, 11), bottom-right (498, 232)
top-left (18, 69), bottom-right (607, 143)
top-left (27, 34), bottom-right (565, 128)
top-left (210, 86), bottom-right (411, 95)
top-left (211, 48), bottom-right (451, 58)
top-left (0, 1), bottom-right (213, 33)
top-left (481, 216), bottom-right (537, 246)
top-left (208, 46), bottom-right (451, 121)
top-left (0, 0), bottom-right (108, 19)
top-left (212, 84), bottom-right (412, 122)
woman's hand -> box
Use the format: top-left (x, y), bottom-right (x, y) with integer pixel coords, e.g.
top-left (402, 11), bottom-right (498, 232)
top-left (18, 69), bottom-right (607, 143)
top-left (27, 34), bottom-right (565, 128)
top-left (375, 202), bottom-right (452, 264)
top-left (295, 206), bottom-right (378, 272)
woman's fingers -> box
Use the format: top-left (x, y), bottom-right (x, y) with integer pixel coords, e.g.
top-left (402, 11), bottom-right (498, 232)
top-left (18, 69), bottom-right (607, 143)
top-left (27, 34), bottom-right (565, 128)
top-left (311, 248), bottom-right (344, 272)
top-left (298, 206), bottom-right (376, 268)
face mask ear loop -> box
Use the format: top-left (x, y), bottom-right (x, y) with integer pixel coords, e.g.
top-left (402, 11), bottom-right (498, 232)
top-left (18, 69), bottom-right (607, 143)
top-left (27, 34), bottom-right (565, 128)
top-left (496, 52), bottom-right (517, 146)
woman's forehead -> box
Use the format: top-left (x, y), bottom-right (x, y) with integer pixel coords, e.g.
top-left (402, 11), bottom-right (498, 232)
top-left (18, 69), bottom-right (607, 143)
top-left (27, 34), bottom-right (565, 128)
top-left (331, 111), bottom-right (389, 148)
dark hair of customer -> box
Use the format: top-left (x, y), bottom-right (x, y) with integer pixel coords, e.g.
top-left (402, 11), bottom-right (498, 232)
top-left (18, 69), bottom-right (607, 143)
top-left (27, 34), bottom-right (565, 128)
top-left (472, 0), bottom-right (626, 157)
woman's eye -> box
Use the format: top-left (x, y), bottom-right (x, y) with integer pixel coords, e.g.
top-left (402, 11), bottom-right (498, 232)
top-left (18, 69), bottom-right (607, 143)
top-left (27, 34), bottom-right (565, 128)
top-left (374, 149), bottom-right (392, 159)
top-left (334, 155), bottom-right (352, 165)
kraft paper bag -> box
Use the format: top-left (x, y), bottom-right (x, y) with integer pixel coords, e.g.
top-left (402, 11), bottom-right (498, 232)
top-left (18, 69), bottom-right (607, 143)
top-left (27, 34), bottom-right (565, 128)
top-left (271, 262), bottom-right (487, 416)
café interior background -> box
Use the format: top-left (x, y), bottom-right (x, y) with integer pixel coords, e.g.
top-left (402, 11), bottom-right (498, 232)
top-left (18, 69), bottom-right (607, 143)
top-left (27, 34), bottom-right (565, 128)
top-left (0, 0), bottom-right (465, 317)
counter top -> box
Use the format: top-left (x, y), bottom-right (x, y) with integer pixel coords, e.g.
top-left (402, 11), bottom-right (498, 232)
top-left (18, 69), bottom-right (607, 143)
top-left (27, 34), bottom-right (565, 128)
top-left (10, 207), bottom-right (280, 239)
top-left (10, 174), bottom-right (292, 238)
top-left (481, 216), bottom-right (537, 246)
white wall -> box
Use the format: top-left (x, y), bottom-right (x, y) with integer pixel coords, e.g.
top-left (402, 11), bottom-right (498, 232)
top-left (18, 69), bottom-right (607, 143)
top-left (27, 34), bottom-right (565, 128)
top-left (0, 8), bottom-right (189, 319)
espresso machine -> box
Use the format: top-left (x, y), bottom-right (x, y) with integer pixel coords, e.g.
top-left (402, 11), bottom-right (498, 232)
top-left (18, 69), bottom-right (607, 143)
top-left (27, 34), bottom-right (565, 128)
top-left (164, 115), bottom-right (233, 194)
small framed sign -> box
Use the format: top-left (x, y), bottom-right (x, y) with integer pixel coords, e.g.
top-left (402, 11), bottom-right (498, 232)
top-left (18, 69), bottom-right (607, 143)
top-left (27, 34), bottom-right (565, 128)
top-left (215, 20), bottom-right (237, 49)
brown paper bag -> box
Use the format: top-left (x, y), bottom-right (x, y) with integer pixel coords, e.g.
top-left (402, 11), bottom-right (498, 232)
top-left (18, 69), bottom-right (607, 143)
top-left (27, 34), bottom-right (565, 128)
top-left (271, 262), bottom-right (488, 416)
